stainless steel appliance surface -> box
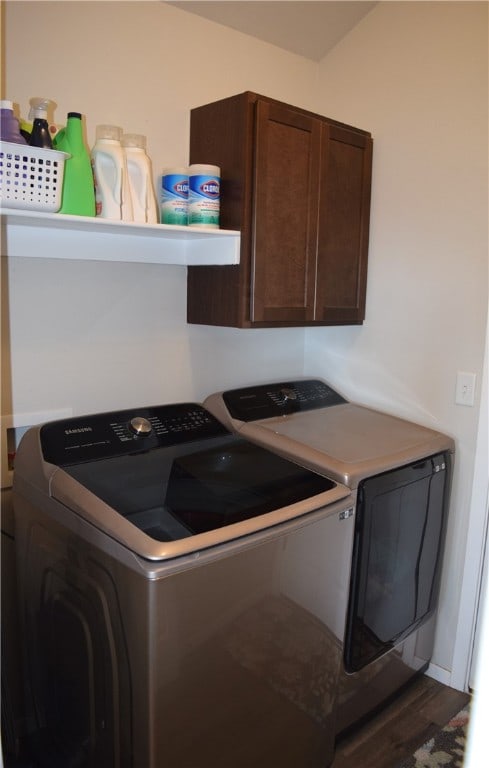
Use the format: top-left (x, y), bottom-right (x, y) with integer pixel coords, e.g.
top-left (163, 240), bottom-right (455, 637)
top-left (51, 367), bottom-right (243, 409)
top-left (12, 401), bottom-right (355, 768)
top-left (204, 379), bottom-right (455, 735)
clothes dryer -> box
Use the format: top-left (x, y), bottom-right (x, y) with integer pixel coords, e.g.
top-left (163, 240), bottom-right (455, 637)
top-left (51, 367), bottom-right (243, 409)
top-left (204, 379), bottom-right (454, 735)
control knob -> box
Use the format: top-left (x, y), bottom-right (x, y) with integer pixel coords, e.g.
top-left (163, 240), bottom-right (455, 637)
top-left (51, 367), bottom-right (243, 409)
top-left (129, 416), bottom-right (153, 437)
top-left (278, 388), bottom-right (298, 405)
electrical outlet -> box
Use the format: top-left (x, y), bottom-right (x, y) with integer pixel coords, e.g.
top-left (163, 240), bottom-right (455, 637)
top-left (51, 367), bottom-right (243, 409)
top-left (455, 371), bottom-right (477, 407)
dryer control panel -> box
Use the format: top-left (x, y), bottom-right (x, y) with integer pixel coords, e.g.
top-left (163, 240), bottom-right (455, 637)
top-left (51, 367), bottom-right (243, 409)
top-left (222, 379), bottom-right (347, 422)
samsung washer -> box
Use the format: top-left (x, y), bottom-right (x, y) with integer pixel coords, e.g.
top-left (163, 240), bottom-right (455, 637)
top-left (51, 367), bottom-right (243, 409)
top-left (204, 379), bottom-right (454, 735)
top-left (13, 401), bottom-right (355, 768)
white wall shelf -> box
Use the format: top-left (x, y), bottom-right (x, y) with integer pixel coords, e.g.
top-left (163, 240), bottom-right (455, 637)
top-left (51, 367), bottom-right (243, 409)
top-left (1, 208), bottom-right (240, 266)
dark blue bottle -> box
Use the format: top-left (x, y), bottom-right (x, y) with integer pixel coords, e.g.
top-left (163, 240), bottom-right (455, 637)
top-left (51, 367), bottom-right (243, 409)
top-left (28, 101), bottom-right (53, 149)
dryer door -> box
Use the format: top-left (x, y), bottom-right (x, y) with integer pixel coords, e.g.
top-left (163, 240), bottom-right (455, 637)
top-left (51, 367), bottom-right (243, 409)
top-left (344, 452), bottom-right (451, 672)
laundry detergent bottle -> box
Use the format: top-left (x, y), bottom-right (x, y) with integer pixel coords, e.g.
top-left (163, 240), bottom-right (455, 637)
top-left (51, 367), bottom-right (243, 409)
top-left (0, 100), bottom-right (27, 144)
top-left (54, 112), bottom-right (96, 217)
top-left (122, 133), bottom-right (158, 224)
top-left (91, 124), bottom-right (133, 221)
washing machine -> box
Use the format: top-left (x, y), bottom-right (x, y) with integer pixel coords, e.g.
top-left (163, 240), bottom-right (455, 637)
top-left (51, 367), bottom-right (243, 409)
top-left (204, 378), bottom-right (455, 735)
top-left (12, 401), bottom-right (356, 768)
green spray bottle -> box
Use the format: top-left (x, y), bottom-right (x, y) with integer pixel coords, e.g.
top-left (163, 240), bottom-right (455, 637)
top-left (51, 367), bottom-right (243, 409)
top-left (54, 112), bottom-right (95, 216)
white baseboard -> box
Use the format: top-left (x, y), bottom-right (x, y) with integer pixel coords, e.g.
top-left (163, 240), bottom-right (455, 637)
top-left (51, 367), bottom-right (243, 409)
top-left (426, 662), bottom-right (452, 687)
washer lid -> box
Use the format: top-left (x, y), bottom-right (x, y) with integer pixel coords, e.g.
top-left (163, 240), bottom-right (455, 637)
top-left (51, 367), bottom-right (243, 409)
top-left (50, 456), bottom-right (352, 562)
top-left (29, 402), bottom-right (351, 560)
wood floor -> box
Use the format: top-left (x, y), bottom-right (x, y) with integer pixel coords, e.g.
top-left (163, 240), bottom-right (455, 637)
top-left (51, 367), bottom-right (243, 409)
top-left (331, 675), bottom-right (471, 768)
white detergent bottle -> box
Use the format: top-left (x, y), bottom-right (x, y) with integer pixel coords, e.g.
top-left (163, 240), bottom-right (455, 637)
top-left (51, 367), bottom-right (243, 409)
top-left (91, 124), bottom-right (133, 221)
top-left (122, 133), bottom-right (158, 224)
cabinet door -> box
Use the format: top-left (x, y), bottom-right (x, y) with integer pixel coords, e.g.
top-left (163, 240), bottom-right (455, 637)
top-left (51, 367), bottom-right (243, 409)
top-left (251, 100), bottom-right (321, 324)
top-left (315, 124), bottom-right (372, 324)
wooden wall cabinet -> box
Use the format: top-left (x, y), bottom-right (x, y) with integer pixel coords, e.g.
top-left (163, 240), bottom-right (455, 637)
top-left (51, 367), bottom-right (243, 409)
top-left (187, 92), bottom-right (373, 328)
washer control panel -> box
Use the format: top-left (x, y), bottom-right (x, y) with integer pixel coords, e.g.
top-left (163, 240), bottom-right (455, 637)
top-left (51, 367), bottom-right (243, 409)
top-left (40, 403), bottom-right (229, 466)
top-left (222, 379), bottom-right (347, 422)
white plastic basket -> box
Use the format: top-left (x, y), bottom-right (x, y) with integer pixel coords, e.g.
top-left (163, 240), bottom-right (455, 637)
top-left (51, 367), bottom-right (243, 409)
top-left (0, 141), bottom-right (69, 213)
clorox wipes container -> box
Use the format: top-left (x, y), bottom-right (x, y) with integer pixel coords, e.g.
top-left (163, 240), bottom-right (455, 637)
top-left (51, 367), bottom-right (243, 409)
top-left (188, 164), bottom-right (220, 228)
top-left (160, 167), bottom-right (188, 225)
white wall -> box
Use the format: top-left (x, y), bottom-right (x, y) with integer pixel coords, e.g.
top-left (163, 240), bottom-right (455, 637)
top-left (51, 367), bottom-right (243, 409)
top-left (3, 0), bottom-right (488, 686)
top-left (3, 0), bottom-right (318, 417)
top-left (307, 1), bottom-right (488, 678)
top-left (465, 505), bottom-right (489, 766)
